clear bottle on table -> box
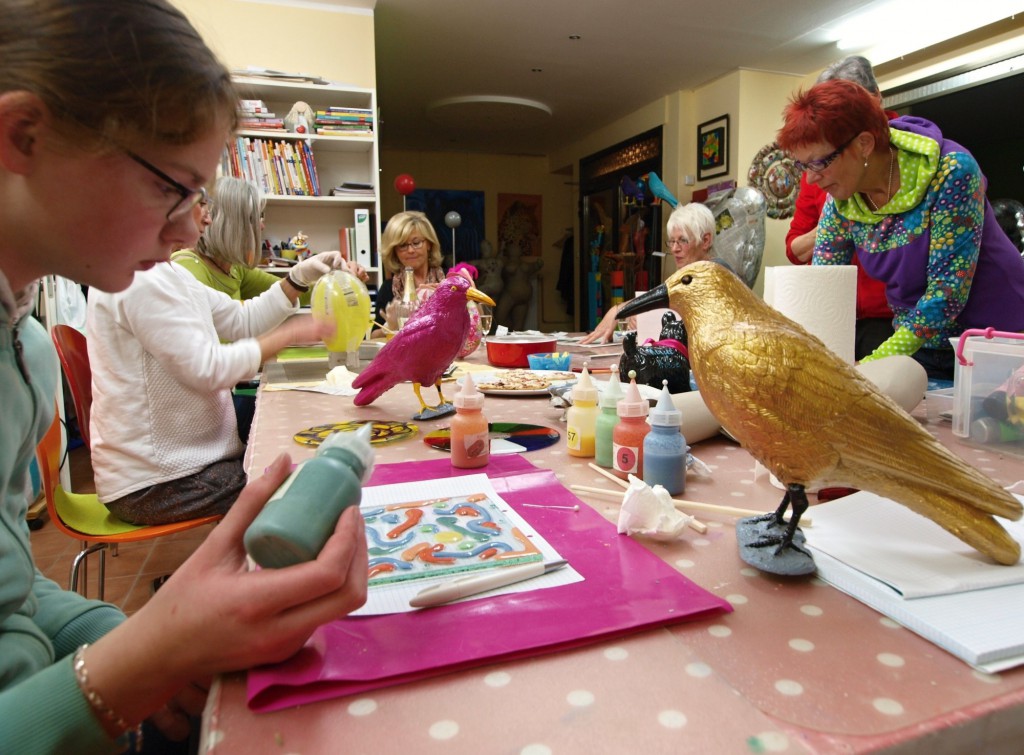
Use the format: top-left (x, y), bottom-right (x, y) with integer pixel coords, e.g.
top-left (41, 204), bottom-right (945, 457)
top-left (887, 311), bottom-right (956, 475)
top-left (396, 265), bottom-right (418, 329)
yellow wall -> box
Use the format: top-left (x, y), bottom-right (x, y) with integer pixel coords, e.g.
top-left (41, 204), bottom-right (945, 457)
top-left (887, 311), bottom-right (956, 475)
top-left (172, 0), bottom-right (375, 87)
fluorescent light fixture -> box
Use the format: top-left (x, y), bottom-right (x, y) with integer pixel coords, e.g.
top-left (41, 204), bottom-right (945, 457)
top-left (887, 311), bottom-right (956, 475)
top-left (829, 0), bottom-right (1024, 63)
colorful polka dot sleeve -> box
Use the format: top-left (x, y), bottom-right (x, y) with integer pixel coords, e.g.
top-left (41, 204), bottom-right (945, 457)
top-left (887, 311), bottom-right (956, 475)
top-left (814, 137), bottom-right (986, 353)
top-left (860, 326), bottom-right (923, 363)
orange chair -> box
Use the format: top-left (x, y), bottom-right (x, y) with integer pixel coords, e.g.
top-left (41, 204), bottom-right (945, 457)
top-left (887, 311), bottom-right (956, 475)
top-left (51, 323), bottom-right (94, 448)
top-left (35, 411), bottom-right (222, 600)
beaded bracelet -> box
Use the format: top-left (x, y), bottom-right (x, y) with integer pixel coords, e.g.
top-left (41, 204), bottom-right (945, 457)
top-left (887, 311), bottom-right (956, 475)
top-left (286, 273), bottom-right (310, 292)
top-left (73, 644), bottom-right (143, 751)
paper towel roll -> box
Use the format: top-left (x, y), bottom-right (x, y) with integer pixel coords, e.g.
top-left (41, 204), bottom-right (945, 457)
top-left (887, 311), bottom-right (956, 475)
top-left (764, 265), bottom-right (857, 364)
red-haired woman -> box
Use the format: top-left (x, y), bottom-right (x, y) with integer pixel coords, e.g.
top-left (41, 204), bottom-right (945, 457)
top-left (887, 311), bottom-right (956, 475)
top-left (778, 79), bottom-right (1024, 380)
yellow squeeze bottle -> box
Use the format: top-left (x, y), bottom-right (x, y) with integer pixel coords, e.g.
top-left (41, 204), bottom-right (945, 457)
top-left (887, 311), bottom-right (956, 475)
top-left (566, 364), bottom-right (599, 457)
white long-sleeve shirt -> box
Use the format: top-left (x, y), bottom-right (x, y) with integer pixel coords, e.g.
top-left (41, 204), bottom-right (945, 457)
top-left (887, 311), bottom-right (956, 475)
top-left (87, 262), bottom-right (297, 501)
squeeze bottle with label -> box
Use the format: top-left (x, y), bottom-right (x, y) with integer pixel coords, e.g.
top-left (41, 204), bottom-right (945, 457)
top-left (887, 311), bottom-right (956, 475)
top-left (451, 372), bottom-right (490, 468)
top-left (244, 424), bottom-right (375, 569)
top-left (566, 364), bottom-right (599, 457)
top-left (595, 368), bottom-right (624, 468)
top-left (643, 380), bottom-right (688, 495)
top-left (612, 370), bottom-right (650, 480)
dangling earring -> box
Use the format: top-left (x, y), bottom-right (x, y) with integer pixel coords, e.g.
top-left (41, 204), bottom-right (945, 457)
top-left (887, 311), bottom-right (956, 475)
top-left (863, 159), bottom-right (869, 168)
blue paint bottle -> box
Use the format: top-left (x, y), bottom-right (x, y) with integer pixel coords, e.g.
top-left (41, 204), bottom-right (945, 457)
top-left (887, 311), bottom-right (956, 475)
top-left (595, 369), bottom-right (624, 468)
top-left (643, 380), bottom-right (688, 495)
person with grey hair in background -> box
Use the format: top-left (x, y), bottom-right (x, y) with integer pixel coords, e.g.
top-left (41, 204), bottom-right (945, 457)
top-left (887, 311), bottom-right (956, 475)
top-left (581, 202), bottom-right (720, 344)
top-left (173, 175), bottom-right (366, 303)
top-left (785, 55), bottom-right (897, 361)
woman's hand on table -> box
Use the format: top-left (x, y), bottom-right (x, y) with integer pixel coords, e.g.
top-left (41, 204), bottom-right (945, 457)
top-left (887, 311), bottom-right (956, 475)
top-left (579, 304), bottom-right (620, 345)
top-left (258, 314), bottom-right (334, 361)
top-left (81, 453), bottom-right (368, 734)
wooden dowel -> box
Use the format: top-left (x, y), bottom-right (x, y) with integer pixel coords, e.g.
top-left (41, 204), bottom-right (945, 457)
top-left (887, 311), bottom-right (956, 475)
top-left (569, 484), bottom-right (812, 527)
top-left (587, 462), bottom-right (628, 489)
top-left (569, 485), bottom-right (707, 534)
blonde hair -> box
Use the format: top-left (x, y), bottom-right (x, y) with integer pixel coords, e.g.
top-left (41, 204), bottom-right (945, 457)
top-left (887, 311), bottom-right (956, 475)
top-left (380, 211), bottom-right (443, 277)
top-left (199, 177), bottom-right (264, 269)
top-left (0, 0), bottom-right (237, 152)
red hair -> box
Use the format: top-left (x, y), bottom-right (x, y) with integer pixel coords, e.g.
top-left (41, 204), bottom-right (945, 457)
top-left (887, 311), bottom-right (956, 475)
top-left (777, 79), bottom-right (889, 153)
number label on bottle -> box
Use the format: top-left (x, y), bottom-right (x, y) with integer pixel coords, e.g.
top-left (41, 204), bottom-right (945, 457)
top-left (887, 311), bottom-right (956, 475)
top-left (566, 426), bottom-right (580, 450)
top-left (613, 443), bottom-right (639, 474)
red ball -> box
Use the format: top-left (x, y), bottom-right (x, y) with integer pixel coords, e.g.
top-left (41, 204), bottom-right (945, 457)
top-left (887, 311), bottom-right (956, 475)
top-left (394, 173), bottom-right (416, 196)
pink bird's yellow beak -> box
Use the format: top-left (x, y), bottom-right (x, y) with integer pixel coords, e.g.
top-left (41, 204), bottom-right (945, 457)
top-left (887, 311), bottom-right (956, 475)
top-left (466, 287), bottom-right (496, 307)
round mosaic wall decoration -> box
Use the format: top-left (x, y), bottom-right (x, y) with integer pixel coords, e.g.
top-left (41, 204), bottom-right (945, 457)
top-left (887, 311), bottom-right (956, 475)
top-left (747, 142), bottom-right (802, 220)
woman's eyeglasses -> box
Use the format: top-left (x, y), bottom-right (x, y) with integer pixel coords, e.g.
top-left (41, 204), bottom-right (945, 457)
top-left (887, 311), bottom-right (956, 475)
top-left (792, 135), bottom-right (855, 174)
top-left (665, 237), bottom-right (693, 251)
top-left (125, 150), bottom-right (207, 221)
top-left (397, 238), bottom-right (427, 251)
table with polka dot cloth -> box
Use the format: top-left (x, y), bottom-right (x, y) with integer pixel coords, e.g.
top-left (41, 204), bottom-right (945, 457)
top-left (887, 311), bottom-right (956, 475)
top-left (203, 353), bottom-right (1024, 754)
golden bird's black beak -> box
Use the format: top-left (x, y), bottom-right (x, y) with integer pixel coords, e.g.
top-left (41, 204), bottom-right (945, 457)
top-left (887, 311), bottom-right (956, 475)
top-left (617, 284), bottom-right (669, 319)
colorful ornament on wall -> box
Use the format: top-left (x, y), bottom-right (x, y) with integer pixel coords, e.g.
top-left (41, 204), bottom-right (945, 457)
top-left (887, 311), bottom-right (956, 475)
top-left (747, 142), bottom-right (802, 220)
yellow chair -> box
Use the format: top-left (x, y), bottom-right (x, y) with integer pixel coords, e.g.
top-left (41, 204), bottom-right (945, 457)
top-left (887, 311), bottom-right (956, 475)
top-left (35, 410), bottom-right (221, 601)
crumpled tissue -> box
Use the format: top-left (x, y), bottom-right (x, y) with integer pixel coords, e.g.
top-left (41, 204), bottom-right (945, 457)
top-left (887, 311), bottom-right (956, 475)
top-left (616, 475), bottom-right (694, 541)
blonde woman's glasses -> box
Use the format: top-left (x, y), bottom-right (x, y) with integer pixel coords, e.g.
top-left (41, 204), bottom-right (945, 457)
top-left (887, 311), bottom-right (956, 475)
top-left (397, 238), bottom-right (427, 252)
top-left (125, 150), bottom-right (207, 221)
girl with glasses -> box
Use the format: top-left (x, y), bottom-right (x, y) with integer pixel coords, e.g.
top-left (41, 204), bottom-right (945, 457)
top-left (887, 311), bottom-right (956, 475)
top-left (0, 2), bottom-right (367, 751)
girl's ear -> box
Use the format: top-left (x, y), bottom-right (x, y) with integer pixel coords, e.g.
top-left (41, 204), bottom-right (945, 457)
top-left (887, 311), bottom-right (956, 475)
top-left (0, 91), bottom-right (47, 173)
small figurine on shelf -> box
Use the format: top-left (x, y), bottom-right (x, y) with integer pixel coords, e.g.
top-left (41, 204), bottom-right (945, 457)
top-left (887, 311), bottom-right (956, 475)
top-left (289, 231), bottom-right (311, 260)
top-left (284, 100), bottom-right (314, 134)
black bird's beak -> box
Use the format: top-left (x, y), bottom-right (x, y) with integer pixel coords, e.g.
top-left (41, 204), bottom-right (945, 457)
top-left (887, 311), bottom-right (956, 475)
top-left (617, 284), bottom-right (669, 319)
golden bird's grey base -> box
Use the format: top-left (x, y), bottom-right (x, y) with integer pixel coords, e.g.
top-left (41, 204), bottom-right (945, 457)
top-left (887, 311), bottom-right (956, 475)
top-left (736, 516), bottom-right (815, 576)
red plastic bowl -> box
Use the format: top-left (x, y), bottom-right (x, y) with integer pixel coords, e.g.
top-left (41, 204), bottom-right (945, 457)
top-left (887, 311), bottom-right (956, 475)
top-left (485, 335), bottom-right (557, 368)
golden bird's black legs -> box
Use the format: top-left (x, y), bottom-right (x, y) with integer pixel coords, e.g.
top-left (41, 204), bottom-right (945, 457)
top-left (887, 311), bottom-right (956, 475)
top-left (736, 484), bottom-right (816, 576)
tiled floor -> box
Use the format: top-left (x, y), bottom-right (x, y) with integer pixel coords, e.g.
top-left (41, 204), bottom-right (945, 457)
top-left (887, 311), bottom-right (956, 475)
top-left (28, 443), bottom-right (214, 615)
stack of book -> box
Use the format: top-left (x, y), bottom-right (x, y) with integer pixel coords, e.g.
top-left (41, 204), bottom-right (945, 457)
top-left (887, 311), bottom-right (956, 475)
top-left (315, 106), bottom-right (374, 136)
top-left (330, 182), bottom-right (375, 198)
top-left (221, 137), bottom-right (320, 197)
top-left (238, 99), bottom-right (285, 132)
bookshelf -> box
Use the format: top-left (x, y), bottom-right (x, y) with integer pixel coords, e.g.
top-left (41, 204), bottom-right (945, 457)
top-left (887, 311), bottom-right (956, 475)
top-left (228, 75), bottom-right (381, 286)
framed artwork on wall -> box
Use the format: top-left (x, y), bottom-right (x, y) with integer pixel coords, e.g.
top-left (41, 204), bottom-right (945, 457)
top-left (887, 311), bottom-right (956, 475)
top-left (697, 114), bottom-right (729, 181)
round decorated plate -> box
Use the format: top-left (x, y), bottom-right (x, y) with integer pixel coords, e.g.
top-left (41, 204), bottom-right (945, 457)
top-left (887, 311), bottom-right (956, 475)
top-left (293, 419), bottom-right (418, 447)
top-left (423, 423), bottom-right (560, 454)
top-left (747, 141), bottom-right (802, 220)
top-left (462, 369), bottom-right (577, 396)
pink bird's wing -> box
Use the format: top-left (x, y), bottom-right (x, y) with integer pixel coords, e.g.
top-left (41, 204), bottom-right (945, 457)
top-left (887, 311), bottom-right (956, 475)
top-left (352, 284), bottom-right (471, 405)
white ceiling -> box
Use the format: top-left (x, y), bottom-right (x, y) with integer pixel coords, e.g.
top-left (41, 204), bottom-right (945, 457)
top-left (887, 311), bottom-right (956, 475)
top-left (308, 0), bottom-right (1024, 157)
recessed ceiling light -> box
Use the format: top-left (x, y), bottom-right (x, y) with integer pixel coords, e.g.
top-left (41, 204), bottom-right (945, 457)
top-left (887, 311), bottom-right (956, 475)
top-left (569, 34), bottom-right (581, 40)
top-left (531, 68), bottom-right (543, 73)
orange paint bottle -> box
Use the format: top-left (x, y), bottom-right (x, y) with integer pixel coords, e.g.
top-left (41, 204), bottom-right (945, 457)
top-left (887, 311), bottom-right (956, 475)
top-left (450, 372), bottom-right (490, 468)
top-left (612, 370), bottom-right (650, 480)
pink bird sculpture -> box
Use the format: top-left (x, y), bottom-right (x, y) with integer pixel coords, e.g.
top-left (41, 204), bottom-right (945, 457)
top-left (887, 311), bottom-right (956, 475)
top-left (353, 271), bottom-right (495, 413)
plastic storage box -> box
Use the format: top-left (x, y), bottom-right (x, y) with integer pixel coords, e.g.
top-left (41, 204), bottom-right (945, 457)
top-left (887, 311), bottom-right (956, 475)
top-left (952, 329), bottom-right (1024, 456)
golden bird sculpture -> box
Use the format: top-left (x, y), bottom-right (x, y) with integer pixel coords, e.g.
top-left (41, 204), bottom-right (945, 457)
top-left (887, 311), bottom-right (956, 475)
top-left (617, 261), bottom-right (1022, 573)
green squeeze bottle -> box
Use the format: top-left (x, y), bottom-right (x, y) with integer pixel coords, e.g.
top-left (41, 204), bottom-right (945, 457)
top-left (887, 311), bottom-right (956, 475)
top-left (244, 424), bottom-right (375, 568)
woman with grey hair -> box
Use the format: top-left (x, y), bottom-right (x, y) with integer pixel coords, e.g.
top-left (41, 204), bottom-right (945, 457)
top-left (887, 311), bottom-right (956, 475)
top-left (173, 175), bottom-right (362, 301)
top-left (817, 55), bottom-right (881, 93)
top-left (580, 202), bottom-right (718, 344)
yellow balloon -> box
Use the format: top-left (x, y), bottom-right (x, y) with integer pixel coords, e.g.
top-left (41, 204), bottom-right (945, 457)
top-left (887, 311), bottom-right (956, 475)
top-left (311, 270), bottom-right (372, 353)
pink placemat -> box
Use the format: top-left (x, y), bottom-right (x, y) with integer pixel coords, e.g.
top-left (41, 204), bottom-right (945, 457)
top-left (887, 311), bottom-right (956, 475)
top-left (247, 455), bottom-right (731, 712)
